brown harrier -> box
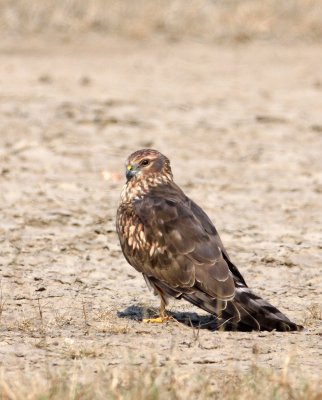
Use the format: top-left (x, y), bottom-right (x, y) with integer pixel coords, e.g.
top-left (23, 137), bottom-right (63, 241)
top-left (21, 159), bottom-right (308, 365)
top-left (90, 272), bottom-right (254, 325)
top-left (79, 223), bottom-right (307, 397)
top-left (116, 149), bottom-right (303, 331)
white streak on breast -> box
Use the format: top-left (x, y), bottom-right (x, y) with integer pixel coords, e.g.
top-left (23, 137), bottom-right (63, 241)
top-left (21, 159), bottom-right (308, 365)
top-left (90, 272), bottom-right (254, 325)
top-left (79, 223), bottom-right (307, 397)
top-left (149, 244), bottom-right (155, 257)
top-left (139, 230), bottom-right (145, 243)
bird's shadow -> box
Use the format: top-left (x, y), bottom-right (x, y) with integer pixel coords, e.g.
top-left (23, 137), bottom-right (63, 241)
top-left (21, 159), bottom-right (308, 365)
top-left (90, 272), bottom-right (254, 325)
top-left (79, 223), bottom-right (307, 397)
top-left (117, 305), bottom-right (222, 331)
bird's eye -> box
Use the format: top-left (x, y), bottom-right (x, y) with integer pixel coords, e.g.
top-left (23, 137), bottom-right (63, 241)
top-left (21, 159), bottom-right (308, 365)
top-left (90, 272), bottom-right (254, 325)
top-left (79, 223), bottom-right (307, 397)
top-left (141, 159), bottom-right (150, 166)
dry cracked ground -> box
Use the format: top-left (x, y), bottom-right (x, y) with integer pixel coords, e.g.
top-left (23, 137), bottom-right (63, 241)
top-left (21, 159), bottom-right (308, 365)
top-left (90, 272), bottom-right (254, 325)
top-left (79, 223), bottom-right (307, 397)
top-left (0, 37), bottom-right (321, 394)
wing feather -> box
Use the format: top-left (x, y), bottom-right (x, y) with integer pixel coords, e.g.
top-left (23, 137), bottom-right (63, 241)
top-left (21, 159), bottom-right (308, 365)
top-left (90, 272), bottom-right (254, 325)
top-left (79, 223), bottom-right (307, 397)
top-left (134, 184), bottom-right (236, 301)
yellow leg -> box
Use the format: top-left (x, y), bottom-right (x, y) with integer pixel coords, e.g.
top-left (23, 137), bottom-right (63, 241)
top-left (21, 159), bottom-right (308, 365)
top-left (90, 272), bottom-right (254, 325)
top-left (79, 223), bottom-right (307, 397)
top-left (143, 298), bottom-right (173, 323)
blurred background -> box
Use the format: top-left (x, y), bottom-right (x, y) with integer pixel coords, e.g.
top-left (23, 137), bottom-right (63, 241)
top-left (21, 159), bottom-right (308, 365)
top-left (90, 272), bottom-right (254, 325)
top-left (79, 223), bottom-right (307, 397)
top-left (1, 1), bottom-right (321, 398)
top-left (1, 0), bottom-right (322, 41)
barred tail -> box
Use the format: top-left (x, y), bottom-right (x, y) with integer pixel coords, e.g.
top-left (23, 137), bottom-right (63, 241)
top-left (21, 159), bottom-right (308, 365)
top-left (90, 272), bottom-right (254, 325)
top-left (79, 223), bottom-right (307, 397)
top-left (182, 283), bottom-right (303, 331)
top-left (229, 283), bottom-right (303, 331)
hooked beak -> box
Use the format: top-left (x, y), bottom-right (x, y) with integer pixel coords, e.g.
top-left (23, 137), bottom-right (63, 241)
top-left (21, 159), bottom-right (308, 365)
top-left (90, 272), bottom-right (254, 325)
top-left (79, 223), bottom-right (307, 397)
top-left (126, 164), bottom-right (137, 181)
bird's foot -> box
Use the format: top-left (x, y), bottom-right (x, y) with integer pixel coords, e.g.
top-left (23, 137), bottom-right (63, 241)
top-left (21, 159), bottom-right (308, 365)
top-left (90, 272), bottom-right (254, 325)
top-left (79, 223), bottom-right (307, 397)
top-left (143, 315), bottom-right (173, 323)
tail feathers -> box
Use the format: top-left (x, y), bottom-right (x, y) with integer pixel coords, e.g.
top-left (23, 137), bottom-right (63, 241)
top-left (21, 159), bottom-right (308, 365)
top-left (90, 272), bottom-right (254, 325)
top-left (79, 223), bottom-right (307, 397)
top-left (225, 301), bottom-right (261, 331)
top-left (232, 284), bottom-right (303, 331)
top-left (182, 285), bottom-right (303, 331)
top-left (182, 291), bottom-right (261, 330)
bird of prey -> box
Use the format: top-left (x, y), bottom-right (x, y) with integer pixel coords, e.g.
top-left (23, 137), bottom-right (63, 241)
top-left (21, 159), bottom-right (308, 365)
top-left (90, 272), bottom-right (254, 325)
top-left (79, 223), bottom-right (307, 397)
top-left (116, 149), bottom-right (303, 331)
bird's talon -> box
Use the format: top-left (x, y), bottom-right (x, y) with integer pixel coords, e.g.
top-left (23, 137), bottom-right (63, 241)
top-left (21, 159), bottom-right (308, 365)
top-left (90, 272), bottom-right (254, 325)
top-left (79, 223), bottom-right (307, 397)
top-left (143, 316), bottom-right (172, 323)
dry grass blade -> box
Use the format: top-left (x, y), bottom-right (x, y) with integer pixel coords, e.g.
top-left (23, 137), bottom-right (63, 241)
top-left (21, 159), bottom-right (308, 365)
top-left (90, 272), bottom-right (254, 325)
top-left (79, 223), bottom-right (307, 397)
top-left (0, 362), bottom-right (321, 400)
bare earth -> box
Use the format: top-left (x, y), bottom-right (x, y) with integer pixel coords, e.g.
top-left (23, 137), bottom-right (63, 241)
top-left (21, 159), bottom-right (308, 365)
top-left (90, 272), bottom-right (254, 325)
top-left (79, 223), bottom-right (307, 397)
top-left (0, 37), bottom-right (321, 388)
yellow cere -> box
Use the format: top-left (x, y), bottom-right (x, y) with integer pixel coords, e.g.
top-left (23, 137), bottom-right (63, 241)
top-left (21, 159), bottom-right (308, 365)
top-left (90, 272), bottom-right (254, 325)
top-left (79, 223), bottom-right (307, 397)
top-left (127, 164), bottom-right (133, 171)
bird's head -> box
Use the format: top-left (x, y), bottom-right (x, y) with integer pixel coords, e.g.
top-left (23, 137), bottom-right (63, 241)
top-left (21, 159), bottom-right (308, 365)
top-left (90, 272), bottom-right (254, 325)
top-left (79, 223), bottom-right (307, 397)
top-left (125, 149), bottom-right (173, 184)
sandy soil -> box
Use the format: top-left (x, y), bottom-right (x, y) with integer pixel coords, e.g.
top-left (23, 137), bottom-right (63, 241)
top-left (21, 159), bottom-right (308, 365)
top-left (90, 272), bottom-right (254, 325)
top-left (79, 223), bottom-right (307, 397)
top-left (0, 37), bottom-right (321, 387)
